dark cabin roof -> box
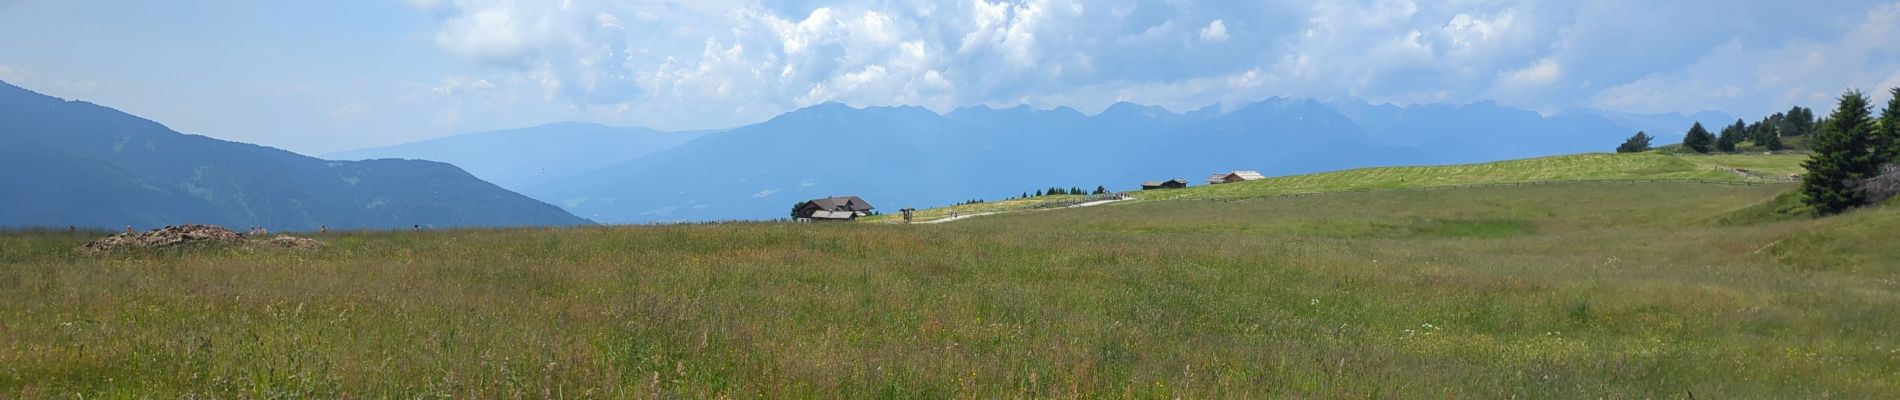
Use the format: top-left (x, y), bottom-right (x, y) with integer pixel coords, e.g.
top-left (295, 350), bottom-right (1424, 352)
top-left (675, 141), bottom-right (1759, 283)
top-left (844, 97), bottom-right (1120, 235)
top-left (803, 196), bottom-right (874, 212)
top-left (1141, 178), bottom-right (1189, 188)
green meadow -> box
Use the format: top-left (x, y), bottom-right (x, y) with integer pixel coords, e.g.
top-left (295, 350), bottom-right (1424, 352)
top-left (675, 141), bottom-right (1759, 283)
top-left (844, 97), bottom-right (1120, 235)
top-left (4, 175), bottom-right (1897, 397)
top-left (1134, 152), bottom-right (1808, 201)
top-left (878, 152), bottom-right (1810, 222)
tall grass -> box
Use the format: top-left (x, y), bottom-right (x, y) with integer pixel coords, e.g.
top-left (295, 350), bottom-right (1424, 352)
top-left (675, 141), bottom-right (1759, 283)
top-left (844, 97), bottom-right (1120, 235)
top-left (2, 182), bottom-right (1895, 397)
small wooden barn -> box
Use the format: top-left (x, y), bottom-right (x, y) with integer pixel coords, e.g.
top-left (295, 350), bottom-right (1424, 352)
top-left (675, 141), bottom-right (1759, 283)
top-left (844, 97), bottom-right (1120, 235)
top-left (1207, 170), bottom-right (1266, 184)
top-left (1140, 178), bottom-right (1190, 190)
top-left (795, 196), bottom-right (875, 222)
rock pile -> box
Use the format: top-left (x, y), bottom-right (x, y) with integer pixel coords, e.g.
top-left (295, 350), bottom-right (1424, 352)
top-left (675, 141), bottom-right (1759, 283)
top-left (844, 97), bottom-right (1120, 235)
top-left (82, 225), bottom-right (325, 253)
top-left (83, 224), bottom-right (245, 253)
top-left (260, 235), bottom-right (324, 250)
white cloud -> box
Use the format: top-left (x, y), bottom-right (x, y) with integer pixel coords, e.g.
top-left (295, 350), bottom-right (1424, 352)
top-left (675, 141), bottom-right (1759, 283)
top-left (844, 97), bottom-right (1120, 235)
top-left (395, 0), bottom-right (1900, 131)
top-left (1199, 19), bottom-right (1228, 43)
top-left (1591, 2), bottom-right (1900, 115)
top-left (0, 64), bottom-right (26, 83)
top-left (328, 101), bottom-right (370, 121)
top-left (1499, 58), bottom-right (1562, 88)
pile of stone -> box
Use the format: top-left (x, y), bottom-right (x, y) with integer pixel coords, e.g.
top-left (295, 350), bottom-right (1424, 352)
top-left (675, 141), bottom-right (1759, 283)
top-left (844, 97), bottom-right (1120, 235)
top-left (83, 224), bottom-right (245, 253)
top-left (259, 235), bottom-right (324, 250)
top-left (81, 224), bottom-right (324, 253)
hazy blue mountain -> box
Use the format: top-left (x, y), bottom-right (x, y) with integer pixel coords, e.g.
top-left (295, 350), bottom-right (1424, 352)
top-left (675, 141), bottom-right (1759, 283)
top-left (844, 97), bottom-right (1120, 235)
top-left (531, 100), bottom-right (1424, 224)
top-left (1561, 108), bottom-right (1738, 144)
top-left (325, 122), bottom-right (707, 192)
top-left (1153, 98), bottom-right (1427, 179)
top-left (0, 80), bottom-right (590, 230)
top-left (1330, 101), bottom-right (1733, 163)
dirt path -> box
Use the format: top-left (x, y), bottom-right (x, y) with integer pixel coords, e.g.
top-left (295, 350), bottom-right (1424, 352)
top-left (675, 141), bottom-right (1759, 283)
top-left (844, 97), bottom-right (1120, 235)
top-left (916, 196), bottom-right (1134, 224)
top-left (915, 212), bottom-right (1002, 224)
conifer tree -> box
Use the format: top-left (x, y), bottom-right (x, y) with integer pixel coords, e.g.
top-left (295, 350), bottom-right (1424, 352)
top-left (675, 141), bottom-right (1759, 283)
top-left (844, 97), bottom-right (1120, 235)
top-left (1616, 131), bottom-right (1653, 153)
top-left (1682, 122), bottom-right (1716, 153)
top-left (1802, 90), bottom-right (1881, 214)
top-left (1878, 88), bottom-right (1900, 164)
top-left (1785, 106), bottom-right (1816, 137)
top-left (1716, 120), bottom-right (1745, 152)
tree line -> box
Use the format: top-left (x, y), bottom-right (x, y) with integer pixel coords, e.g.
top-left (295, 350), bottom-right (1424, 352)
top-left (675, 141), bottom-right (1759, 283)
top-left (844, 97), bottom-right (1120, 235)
top-left (1012, 185), bottom-right (1110, 199)
top-left (1616, 88), bottom-right (1900, 215)
top-left (1617, 105), bottom-right (1816, 154)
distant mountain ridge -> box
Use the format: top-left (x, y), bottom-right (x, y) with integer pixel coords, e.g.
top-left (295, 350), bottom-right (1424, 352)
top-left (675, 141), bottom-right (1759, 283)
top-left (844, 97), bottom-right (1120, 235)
top-left (526, 99), bottom-right (1740, 224)
top-left (325, 122), bottom-right (709, 192)
top-left (0, 80), bottom-right (590, 230)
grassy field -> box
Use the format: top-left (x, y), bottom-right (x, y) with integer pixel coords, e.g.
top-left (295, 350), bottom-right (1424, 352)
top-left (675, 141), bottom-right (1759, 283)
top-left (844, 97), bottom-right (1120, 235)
top-left (3, 181), bottom-right (1896, 397)
top-left (1134, 152), bottom-right (1808, 201)
top-left (862, 195), bottom-right (1096, 223)
top-left (875, 152), bottom-right (1808, 222)
top-left (1678, 153), bottom-right (1811, 177)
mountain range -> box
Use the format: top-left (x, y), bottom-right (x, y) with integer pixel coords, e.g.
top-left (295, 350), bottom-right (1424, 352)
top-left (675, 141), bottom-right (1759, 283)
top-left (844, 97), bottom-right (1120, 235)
top-left (325, 122), bottom-right (709, 192)
top-left (514, 99), bottom-right (1731, 224)
top-left (0, 80), bottom-right (589, 231)
top-left (3, 77), bottom-right (1737, 228)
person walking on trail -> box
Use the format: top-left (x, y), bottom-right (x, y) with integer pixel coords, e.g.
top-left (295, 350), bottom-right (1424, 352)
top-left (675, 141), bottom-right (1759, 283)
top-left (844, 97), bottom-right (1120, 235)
top-left (950, 210), bottom-right (959, 220)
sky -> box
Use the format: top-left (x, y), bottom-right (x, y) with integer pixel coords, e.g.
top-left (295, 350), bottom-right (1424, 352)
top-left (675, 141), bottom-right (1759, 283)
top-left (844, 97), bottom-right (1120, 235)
top-left (2, 0), bottom-right (1899, 154)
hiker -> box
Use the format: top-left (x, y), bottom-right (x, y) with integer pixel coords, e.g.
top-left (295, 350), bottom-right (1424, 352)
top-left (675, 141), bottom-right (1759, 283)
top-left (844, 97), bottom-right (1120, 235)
top-left (319, 225), bottom-right (327, 234)
top-left (124, 226), bottom-right (134, 234)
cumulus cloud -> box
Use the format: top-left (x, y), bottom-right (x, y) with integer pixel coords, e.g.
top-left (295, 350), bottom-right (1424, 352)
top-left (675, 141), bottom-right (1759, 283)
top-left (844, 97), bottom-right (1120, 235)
top-left (1591, 2), bottom-right (1900, 115)
top-left (1498, 58), bottom-right (1562, 88)
top-left (1199, 19), bottom-right (1228, 42)
top-left (403, 0), bottom-right (1900, 129)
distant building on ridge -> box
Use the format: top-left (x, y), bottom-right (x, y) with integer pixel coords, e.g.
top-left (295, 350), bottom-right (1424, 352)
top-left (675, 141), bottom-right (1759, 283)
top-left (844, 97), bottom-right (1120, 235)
top-left (1207, 170), bottom-right (1266, 185)
top-left (795, 196), bottom-right (875, 222)
top-left (1140, 178), bottom-right (1190, 190)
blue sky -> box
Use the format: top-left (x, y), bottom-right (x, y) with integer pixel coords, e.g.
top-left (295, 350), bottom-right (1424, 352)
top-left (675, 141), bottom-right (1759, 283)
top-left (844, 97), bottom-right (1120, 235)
top-left (3, 0), bottom-right (1898, 154)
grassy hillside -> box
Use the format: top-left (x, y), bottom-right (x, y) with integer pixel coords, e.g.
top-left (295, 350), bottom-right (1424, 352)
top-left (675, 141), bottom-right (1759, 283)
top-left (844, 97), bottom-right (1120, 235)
top-left (861, 194), bottom-right (1098, 223)
top-left (4, 181), bottom-right (1896, 397)
top-left (1133, 152), bottom-right (1804, 201)
top-left (880, 152), bottom-right (1808, 221)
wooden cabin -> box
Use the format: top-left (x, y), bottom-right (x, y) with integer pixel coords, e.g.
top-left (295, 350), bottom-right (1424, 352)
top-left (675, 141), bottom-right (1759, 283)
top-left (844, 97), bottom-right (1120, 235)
top-left (795, 196), bottom-right (875, 222)
top-left (1140, 178), bottom-right (1190, 190)
top-left (1207, 170), bottom-right (1267, 184)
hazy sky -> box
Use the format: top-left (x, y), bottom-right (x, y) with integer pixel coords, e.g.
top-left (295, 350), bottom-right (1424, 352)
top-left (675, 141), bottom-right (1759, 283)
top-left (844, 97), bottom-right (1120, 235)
top-left (3, 0), bottom-right (1898, 154)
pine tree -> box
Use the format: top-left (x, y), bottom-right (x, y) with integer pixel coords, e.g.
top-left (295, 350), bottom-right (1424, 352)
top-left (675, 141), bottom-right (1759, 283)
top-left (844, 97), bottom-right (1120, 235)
top-left (1094, 185), bottom-right (1108, 195)
top-left (1682, 122), bottom-right (1716, 153)
top-left (1716, 120), bottom-right (1745, 152)
top-left (1616, 131), bottom-right (1653, 153)
top-left (1785, 106), bottom-right (1816, 137)
top-left (1748, 120), bottom-right (1775, 149)
top-left (1762, 129), bottom-right (1786, 151)
top-left (1802, 90), bottom-right (1881, 214)
top-left (1035, 189), bottom-right (1043, 197)
top-left (1878, 87), bottom-right (1900, 164)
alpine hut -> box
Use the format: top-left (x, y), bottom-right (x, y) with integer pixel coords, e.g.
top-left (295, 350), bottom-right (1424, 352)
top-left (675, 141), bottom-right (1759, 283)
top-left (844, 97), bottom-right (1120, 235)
top-left (1207, 170), bottom-right (1267, 184)
top-left (1140, 178), bottom-right (1190, 190)
top-left (795, 196), bottom-right (875, 222)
